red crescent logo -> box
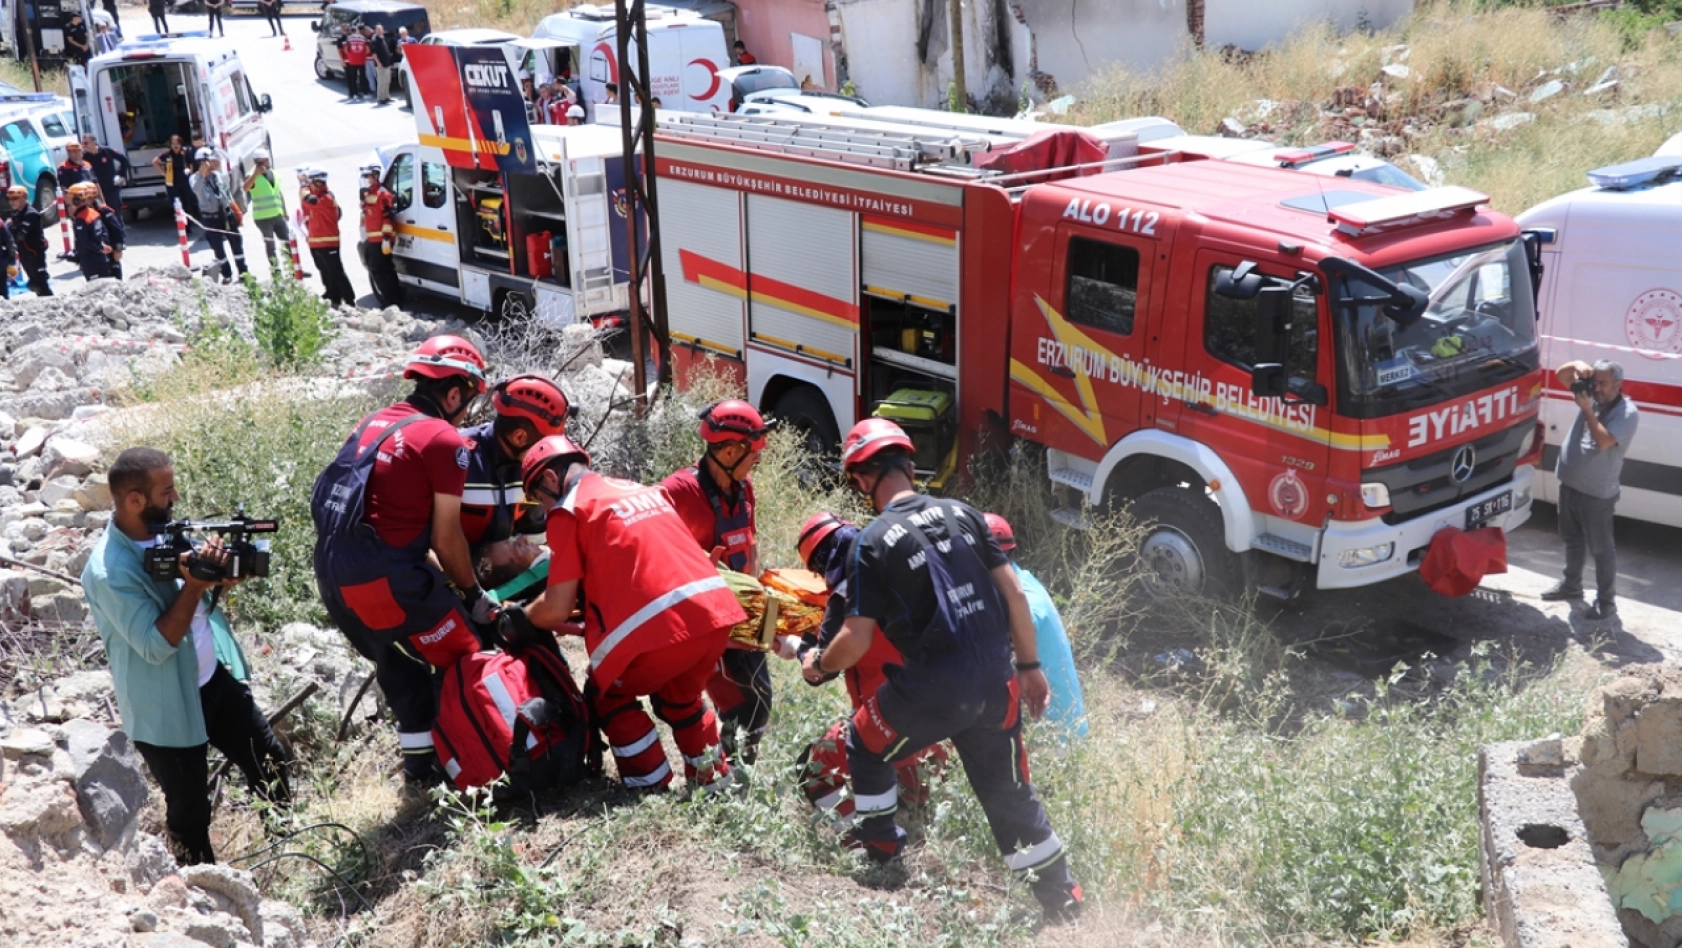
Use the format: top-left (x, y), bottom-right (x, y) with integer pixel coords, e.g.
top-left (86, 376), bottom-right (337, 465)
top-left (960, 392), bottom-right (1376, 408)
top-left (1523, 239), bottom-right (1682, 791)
top-left (688, 58), bottom-right (720, 101)
top-left (592, 42), bottom-right (618, 84)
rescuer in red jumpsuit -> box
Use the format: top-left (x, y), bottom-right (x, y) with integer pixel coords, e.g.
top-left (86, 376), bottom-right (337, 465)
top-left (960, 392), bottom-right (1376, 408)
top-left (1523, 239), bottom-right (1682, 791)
top-left (660, 400), bottom-right (777, 764)
top-left (515, 435), bottom-right (747, 792)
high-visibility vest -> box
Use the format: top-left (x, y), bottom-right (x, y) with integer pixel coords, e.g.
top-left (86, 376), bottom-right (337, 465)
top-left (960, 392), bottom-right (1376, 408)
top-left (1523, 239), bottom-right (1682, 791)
top-left (249, 171), bottom-right (285, 220)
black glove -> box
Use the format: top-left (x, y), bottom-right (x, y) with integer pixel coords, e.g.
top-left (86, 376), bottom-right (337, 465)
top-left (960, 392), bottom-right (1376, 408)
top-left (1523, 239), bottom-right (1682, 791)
top-left (496, 603), bottom-right (553, 654)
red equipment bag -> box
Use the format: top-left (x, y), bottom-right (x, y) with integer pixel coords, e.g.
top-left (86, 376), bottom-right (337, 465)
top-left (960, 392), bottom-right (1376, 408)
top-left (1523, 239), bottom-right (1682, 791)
top-left (526, 231), bottom-right (553, 279)
top-left (433, 643), bottom-right (599, 794)
top-left (1419, 526), bottom-right (1508, 597)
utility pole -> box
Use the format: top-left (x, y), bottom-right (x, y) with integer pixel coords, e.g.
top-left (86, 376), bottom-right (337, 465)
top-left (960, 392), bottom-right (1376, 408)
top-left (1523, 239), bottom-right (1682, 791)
top-left (20, 7), bottom-right (43, 93)
top-left (947, 0), bottom-right (966, 112)
top-left (614, 0), bottom-right (672, 406)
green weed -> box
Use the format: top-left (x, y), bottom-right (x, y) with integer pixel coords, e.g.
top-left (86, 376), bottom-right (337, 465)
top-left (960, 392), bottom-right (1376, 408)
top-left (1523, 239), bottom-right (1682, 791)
top-left (245, 275), bottom-right (339, 370)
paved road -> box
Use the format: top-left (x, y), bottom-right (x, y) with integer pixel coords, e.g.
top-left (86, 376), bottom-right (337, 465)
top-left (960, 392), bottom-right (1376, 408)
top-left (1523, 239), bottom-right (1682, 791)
top-left (45, 11), bottom-right (437, 308)
top-left (1274, 503), bottom-right (1682, 676)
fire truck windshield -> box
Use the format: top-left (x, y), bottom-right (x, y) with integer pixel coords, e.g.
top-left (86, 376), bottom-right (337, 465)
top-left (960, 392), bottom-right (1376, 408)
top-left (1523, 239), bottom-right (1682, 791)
top-left (1333, 240), bottom-right (1538, 419)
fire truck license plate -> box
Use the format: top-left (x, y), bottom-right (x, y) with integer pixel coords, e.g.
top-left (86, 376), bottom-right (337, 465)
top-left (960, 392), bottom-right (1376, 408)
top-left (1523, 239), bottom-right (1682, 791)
top-left (1465, 491), bottom-right (1513, 530)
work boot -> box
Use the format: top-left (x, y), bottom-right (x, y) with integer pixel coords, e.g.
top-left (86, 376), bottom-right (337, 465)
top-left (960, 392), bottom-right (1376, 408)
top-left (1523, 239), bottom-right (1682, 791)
top-left (1586, 598), bottom-right (1618, 620)
top-left (842, 828), bottom-right (904, 865)
top-left (1539, 582), bottom-right (1584, 602)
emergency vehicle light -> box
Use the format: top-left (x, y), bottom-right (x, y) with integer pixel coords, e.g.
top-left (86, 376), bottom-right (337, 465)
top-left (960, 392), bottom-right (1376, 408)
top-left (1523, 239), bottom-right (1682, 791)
top-left (0, 94), bottom-right (58, 103)
top-left (1326, 186), bottom-right (1488, 235)
top-left (1587, 156), bottom-right (1682, 190)
top-left (1275, 141), bottom-right (1355, 168)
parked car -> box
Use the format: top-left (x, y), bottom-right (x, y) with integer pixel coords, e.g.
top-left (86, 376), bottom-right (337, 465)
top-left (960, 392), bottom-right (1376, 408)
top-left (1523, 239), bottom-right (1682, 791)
top-left (714, 64), bottom-right (799, 112)
top-left (0, 94), bottom-right (75, 219)
top-left (737, 87), bottom-right (869, 116)
top-left (313, 0), bottom-right (430, 81)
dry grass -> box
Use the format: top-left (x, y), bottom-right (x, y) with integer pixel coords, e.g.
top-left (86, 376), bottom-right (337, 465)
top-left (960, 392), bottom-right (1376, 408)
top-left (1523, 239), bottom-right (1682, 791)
top-left (421, 0), bottom-right (579, 35)
top-left (0, 57), bottom-right (68, 96)
top-left (1069, 1), bottom-right (1682, 214)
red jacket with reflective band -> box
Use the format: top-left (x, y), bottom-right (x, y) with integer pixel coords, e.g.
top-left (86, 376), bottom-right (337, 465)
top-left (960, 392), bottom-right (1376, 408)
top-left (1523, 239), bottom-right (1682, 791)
top-left (545, 472), bottom-right (745, 687)
top-left (361, 188), bottom-right (395, 243)
top-left (301, 188), bottom-right (341, 247)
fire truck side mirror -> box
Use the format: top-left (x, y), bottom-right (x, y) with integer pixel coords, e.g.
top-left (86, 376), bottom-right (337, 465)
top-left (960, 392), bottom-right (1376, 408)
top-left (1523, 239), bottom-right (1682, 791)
top-left (1253, 284), bottom-right (1293, 365)
top-left (1251, 364), bottom-right (1287, 399)
top-left (1215, 261), bottom-right (1264, 300)
top-left (1382, 284), bottom-right (1429, 329)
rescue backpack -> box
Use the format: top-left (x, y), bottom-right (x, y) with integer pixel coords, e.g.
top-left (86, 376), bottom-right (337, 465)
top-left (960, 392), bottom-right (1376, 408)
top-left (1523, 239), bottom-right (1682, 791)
top-left (432, 643), bottom-right (599, 795)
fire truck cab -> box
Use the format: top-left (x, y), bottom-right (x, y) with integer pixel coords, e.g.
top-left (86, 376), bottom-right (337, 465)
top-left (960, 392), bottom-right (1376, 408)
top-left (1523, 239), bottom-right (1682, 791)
top-left (657, 111), bottom-right (1546, 598)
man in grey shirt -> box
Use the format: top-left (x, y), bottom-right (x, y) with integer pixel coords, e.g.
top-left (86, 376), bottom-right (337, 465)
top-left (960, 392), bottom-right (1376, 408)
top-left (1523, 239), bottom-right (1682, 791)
top-left (1541, 359), bottom-right (1640, 619)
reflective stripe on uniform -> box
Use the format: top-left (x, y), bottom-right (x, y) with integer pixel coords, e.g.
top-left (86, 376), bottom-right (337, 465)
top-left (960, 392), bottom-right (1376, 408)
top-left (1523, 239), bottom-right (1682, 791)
top-left (1003, 832), bottom-right (1064, 872)
top-left (461, 484), bottom-right (525, 506)
top-left (589, 574), bottom-right (730, 671)
top-left (398, 730), bottom-right (434, 752)
top-left (853, 786), bottom-right (897, 817)
top-left (621, 759), bottom-right (672, 787)
top-left (612, 728), bottom-right (661, 759)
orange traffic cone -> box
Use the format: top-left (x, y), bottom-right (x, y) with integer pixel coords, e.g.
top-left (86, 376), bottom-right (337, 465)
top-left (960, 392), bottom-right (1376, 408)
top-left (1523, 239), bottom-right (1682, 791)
top-left (283, 34), bottom-right (292, 51)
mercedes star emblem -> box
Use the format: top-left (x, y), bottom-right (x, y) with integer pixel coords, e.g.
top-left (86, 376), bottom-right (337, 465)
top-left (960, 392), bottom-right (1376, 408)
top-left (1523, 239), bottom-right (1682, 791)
top-left (1450, 444), bottom-right (1476, 484)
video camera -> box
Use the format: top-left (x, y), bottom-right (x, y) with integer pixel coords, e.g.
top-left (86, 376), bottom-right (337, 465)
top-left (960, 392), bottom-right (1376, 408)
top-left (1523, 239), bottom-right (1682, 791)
top-left (1570, 375), bottom-right (1596, 397)
top-left (142, 505), bottom-right (280, 583)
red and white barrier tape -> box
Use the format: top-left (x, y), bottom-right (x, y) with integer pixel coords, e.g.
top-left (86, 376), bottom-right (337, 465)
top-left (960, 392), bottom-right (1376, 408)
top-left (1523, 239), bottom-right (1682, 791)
top-left (56, 189), bottom-right (71, 255)
top-left (173, 198), bottom-right (191, 268)
top-left (1541, 335), bottom-right (1682, 363)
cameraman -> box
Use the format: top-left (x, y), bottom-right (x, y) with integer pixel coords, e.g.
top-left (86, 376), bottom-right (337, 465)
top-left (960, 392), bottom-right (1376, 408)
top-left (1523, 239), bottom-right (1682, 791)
top-left (82, 448), bottom-right (291, 865)
top-left (1542, 360), bottom-right (1640, 620)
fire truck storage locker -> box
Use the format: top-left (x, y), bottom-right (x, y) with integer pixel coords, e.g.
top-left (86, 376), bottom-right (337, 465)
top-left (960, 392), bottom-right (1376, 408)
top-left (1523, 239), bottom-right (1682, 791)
top-left (662, 177), bottom-right (746, 359)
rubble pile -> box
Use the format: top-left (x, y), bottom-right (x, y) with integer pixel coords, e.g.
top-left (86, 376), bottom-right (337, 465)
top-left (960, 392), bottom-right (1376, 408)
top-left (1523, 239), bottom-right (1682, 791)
top-left (0, 719), bottom-right (316, 947)
top-left (1213, 45), bottom-right (1669, 178)
top-left (0, 267), bottom-right (445, 422)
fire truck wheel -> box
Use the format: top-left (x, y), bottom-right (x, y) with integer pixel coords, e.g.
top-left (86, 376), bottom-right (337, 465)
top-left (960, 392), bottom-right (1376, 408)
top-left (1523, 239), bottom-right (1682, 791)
top-left (1130, 486), bottom-right (1241, 601)
top-left (497, 289), bottom-right (533, 323)
top-left (773, 387), bottom-right (841, 455)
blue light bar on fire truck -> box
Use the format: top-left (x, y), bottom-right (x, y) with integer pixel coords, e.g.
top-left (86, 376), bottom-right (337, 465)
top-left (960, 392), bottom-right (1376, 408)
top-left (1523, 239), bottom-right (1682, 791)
top-left (1273, 141), bottom-right (1355, 168)
top-left (1326, 186), bottom-right (1488, 236)
top-left (1587, 156), bottom-right (1682, 191)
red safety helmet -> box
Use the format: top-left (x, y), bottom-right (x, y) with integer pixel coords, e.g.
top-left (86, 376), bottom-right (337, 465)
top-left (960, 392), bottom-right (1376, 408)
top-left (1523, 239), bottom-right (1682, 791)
top-left (983, 512), bottom-right (1016, 553)
top-left (520, 434), bottom-right (591, 498)
top-left (840, 418), bottom-right (914, 470)
top-left (405, 335), bottom-right (487, 395)
top-left (797, 511), bottom-right (853, 571)
top-left (698, 399), bottom-right (775, 451)
top-left (492, 375), bottom-right (575, 438)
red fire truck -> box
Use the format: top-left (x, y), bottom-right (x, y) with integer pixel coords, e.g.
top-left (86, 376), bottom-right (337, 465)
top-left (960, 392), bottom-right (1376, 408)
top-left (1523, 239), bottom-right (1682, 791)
top-left (654, 112), bottom-right (1546, 599)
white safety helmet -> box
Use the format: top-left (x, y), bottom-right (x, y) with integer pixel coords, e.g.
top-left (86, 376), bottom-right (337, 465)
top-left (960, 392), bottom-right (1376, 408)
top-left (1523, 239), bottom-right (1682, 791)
top-left (566, 105), bottom-right (584, 119)
top-left (193, 147), bottom-right (216, 162)
top-left (252, 148), bottom-right (270, 162)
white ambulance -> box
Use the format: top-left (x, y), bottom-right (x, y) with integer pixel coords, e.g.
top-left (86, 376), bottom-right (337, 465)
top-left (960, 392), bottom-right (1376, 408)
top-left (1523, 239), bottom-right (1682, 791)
top-left (1518, 153), bottom-right (1682, 529)
top-left (530, 3), bottom-right (730, 122)
top-left (69, 33), bottom-right (273, 210)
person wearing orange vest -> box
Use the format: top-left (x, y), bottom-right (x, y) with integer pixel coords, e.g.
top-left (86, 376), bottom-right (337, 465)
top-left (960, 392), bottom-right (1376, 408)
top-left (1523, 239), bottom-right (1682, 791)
top-left (510, 436), bottom-right (746, 792)
top-left (359, 164), bottom-right (402, 307)
top-left (661, 400), bottom-right (776, 764)
top-left (299, 169), bottom-right (355, 307)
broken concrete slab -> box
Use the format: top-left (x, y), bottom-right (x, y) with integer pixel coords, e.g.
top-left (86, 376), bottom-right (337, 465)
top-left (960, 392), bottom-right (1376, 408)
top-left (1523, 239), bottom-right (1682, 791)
top-left (1481, 739), bottom-right (1625, 947)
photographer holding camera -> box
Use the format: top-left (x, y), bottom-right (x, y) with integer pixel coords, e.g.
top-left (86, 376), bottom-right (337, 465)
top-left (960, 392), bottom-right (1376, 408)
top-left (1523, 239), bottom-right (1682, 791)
top-left (1542, 360), bottom-right (1640, 620)
top-left (81, 448), bottom-right (291, 865)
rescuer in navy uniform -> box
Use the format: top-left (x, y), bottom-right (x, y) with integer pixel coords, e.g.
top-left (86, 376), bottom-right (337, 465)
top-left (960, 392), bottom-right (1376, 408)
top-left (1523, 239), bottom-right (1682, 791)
top-left (458, 375), bottom-right (574, 570)
top-left (804, 418), bottom-right (1082, 923)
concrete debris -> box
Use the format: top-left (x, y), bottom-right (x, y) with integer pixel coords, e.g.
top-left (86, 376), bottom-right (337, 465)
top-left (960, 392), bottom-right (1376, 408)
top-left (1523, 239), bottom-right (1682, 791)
top-left (1490, 111), bottom-right (1537, 131)
top-left (1381, 63), bottom-right (1411, 80)
top-left (1530, 80), bottom-right (1565, 103)
top-left (0, 717), bottom-right (320, 947)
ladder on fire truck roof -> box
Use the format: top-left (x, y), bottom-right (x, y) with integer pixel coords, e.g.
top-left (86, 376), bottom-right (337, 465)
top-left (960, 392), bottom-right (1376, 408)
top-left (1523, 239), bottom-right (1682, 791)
top-left (658, 112), bottom-right (994, 173)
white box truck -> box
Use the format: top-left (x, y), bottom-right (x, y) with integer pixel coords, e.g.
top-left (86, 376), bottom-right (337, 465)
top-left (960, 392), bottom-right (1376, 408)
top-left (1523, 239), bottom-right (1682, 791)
top-left (1518, 153), bottom-right (1682, 529)
top-left (531, 3), bottom-right (730, 122)
top-left (384, 41), bottom-right (636, 325)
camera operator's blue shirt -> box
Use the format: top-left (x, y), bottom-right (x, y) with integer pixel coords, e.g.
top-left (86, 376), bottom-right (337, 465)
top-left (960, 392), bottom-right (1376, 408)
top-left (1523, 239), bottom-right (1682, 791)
top-left (81, 527), bottom-right (248, 748)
